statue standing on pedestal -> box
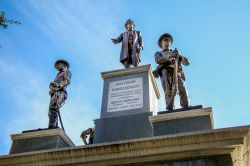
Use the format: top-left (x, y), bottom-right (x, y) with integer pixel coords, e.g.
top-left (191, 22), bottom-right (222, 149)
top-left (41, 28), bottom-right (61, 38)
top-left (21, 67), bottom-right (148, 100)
top-left (48, 60), bottom-right (71, 129)
top-left (154, 33), bottom-right (190, 110)
top-left (111, 19), bottom-right (143, 68)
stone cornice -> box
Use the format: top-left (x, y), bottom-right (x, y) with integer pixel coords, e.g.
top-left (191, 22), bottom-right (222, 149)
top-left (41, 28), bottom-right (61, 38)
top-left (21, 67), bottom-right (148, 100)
top-left (11, 128), bottom-right (75, 147)
top-left (149, 107), bottom-right (214, 128)
top-left (1, 126), bottom-right (250, 166)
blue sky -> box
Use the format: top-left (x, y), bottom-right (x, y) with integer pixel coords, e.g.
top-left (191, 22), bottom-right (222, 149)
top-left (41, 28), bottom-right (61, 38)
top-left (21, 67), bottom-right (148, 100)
top-left (0, 0), bottom-right (250, 155)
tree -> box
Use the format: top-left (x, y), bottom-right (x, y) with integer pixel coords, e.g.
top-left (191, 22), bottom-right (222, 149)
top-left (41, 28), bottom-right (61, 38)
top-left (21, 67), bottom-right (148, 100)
top-left (0, 11), bottom-right (21, 29)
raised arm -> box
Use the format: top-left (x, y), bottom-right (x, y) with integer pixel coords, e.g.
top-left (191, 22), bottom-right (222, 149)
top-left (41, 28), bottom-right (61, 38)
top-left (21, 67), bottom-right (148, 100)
top-left (111, 33), bottom-right (123, 44)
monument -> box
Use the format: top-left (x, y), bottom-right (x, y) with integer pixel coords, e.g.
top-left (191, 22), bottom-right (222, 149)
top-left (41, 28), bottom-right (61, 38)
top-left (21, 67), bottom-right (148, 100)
top-left (7, 60), bottom-right (74, 155)
top-left (94, 64), bottom-right (160, 143)
top-left (1, 22), bottom-right (250, 166)
top-left (92, 32), bottom-right (214, 144)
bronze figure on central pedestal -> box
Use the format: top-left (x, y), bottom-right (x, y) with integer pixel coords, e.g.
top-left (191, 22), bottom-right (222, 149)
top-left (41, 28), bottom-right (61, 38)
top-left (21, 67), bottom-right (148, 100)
top-left (111, 19), bottom-right (143, 68)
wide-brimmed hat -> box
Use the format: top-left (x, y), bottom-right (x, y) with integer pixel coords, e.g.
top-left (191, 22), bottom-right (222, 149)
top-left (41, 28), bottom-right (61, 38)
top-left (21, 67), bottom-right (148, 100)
top-left (158, 33), bottom-right (173, 48)
top-left (124, 19), bottom-right (135, 28)
top-left (54, 59), bottom-right (70, 69)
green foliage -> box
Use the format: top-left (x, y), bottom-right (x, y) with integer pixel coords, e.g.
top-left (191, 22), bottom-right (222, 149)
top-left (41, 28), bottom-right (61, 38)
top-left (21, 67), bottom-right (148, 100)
top-left (0, 11), bottom-right (21, 29)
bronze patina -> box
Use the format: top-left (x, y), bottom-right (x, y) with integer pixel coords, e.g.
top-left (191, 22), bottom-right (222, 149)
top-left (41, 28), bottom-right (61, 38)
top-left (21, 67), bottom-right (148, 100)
top-left (48, 60), bottom-right (71, 129)
top-left (111, 19), bottom-right (143, 68)
top-left (154, 33), bottom-right (190, 110)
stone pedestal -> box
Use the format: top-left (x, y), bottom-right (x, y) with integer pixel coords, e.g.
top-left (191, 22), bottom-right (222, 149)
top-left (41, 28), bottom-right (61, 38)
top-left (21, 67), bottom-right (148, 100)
top-left (9, 128), bottom-right (74, 154)
top-left (2, 126), bottom-right (250, 166)
top-left (150, 106), bottom-right (214, 136)
top-left (94, 112), bottom-right (153, 143)
top-left (94, 65), bottom-right (160, 143)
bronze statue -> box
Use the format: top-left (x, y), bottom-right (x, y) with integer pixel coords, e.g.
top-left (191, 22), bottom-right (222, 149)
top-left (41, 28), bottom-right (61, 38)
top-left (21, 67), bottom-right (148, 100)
top-left (111, 19), bottom-right (143, 68)
top-left (154, 33), bottom-right (190, 110)
top-left (80, 128), bottom-right (95, 145)
top-left (48, 60), bottom-right (71, 129)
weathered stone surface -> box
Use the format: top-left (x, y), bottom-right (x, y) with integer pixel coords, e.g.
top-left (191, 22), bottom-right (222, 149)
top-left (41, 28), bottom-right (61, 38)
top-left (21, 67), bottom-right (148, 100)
top-left (100, 64), bottom-right (160, 118)
top-left (157, 105), bottom-right (203, 114)
top-left (94, 112), bottom-right (153, 143)
top-left (94, 65), bottom-right (159, 144)
top-left (9, 128), bottom-right (74, 154)
top-left (122, 154), bottom-right (233, 166)
top-left (1, 126), bottom-right (250, 166)
top-left (150, 107), bottom-right (214, 136)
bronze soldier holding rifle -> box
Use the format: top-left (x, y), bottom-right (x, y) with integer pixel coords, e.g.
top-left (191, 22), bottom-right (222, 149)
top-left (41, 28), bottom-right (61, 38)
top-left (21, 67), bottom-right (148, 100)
top-left (154, 33), bottom-right (190, 110)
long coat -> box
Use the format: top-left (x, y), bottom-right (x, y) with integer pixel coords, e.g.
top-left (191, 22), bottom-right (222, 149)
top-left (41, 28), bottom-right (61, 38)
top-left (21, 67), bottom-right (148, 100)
top-left (114, 30), bottom-right (143, 65)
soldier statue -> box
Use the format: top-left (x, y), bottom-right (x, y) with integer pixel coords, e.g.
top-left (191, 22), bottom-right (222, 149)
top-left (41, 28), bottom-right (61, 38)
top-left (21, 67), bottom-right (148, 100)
top-left (80, 127), bottom-right (95, 145)
top-left (111, 19), bottom-right (143, 68)
top-left (154, 33), bottom-right (190, 110)
top-left (48, 60), bottom-right (71, 129)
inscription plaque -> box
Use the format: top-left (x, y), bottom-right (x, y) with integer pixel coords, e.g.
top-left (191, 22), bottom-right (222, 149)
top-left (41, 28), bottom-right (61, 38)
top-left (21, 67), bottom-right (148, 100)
top-left (107, 77), bottom-right (143, 112)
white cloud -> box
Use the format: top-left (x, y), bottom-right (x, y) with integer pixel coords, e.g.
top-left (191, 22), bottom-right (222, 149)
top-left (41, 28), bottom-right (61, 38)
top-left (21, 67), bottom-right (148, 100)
top-left (14, 0), bottom-right (123, 71)
top-left (0, 58), bottom-right (47, 128)
top-left (0, 1), bottom-right (128, 152)
top-left (0, 58), bottom-right (48, 153)
top-left (0, 57), bottom-right (100, 153)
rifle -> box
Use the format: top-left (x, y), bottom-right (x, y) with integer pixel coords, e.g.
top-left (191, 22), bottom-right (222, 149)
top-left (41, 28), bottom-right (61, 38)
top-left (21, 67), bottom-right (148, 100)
top-left (58, 110), bottom-right (65, 132)
top-left (165, 48), bottom-right (180, 109)
top-left (173, 48), bottom-right (179, 94)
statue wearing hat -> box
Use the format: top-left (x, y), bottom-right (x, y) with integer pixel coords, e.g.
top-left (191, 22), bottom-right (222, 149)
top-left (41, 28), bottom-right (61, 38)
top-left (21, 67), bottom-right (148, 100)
top-left (111, 19), bottom-right (143, 68)
top-left (154, 33), bottom-right (190, 110)
top-left (48, 60), bottom-right (71, 129)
